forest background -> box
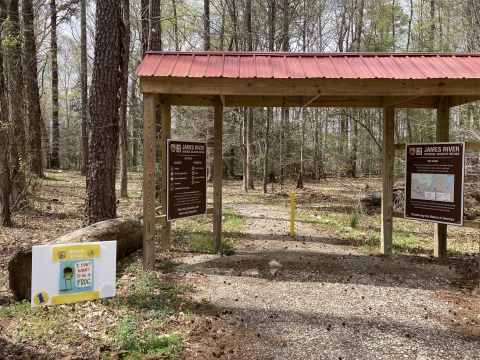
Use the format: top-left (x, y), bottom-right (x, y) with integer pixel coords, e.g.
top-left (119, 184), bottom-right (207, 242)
top-left (1, 0), bottom-right (480, 227)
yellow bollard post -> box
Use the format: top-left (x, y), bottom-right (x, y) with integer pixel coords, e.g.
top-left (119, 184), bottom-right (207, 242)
top-left (290, 192), bottom-right (295, 237)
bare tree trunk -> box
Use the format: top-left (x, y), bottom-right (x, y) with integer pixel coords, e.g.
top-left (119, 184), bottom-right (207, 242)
top-left (50, 0), bottom-right (60, 169)
top-left (406, 109), bottom-right (412, 143)
top-left (150, 0), bottom-right (162, 51)
top-left (297, 108), bottom-right (306, 188)
top-left (348, 110), bottom-right (358, 178)
top-left (406, 0), bottom-right (413, 51)
top-left (22, 0), bottom-right (43, 178)
top-left (0, 4), bottom-right (12, 226)
top-left (262, 107), bottom-right (271, 193)
top-left (119, 0), bottom-right (130, 198)
top-left (338, 3), bottom-right (347, 52)
top-left (300, 108), bottom-right (307, 179)
top-left (130, 73), bottom-right (139, 169)
top-left (429, 0), bottom-right (436, 51)
top-left (228, 0), bottom-right (239, 51)
top-left (83, 0), bottom-right (122, 226)
top-left (81, 0), bottom-right (88, 175)
top-left (241, 109), bottom-right (247, 192)
top-left (219, 0), bottom-right (226, 50)
top-left (282, 0), bottom-right (289, 51)
top-left (141, 0), bottom-right (149, 55)
top-left (352, 0), bottom-right (365, 51)
top-left (246, 0), bottom-right (254, 189)
top-left (141, 0), bottom-right (161, 55)
top-left (279, 0), bottom-right (289, 188)
top-left (279, 108), bottom-right (287, 188)
top-left (229, 147), bottom-right (235, 177)
top-left (204, 0), bottom-right (211, 50)
top-left (203, 0), bottom-right (215, 183)
top-left (142, 1), bottom-right (162, 199)
top-left (5, 0), bottom-right (25, 203)
top-left (262, 0), bottom-right (275, 193)
top-left (313, 110), bottom-right (319, 180)
top-left (172, 0), bottom-right (179, 50)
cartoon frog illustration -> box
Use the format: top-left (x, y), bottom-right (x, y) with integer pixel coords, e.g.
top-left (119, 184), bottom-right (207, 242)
top-left (60, 265), bottom-right (75, 291)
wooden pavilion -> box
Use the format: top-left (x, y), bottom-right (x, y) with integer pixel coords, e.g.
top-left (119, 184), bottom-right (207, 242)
top-left (136, 51), bottom-right (480, 269)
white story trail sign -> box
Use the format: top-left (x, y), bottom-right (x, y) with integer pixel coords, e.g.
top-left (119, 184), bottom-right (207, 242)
top-left (31, 241), bottom-right (116, 307)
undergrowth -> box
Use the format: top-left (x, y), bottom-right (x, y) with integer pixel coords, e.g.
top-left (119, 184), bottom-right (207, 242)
top-left (171, 208), bottom-right (243, 254)
top-left (0, 264), bottom-right (188, 359)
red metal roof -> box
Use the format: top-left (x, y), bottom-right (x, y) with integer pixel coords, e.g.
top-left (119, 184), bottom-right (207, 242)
top-left (136, 52), bottom-right (480, 80)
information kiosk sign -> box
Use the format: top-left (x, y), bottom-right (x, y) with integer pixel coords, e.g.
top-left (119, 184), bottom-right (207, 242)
top-left (167, 139), bottom-right (207, 221)
top-left (404, 142), bottom-right (465, 226)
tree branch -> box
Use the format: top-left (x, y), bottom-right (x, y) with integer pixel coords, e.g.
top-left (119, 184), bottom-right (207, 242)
top-left (342, 109), bottom-right (382, 152)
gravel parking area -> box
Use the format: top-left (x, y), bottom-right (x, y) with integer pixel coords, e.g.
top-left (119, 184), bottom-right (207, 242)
top-left (177, 200), bottom-right (480, 359)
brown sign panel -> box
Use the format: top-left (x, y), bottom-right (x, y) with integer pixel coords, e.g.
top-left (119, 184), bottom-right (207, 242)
top-left (404, 142), bottom-right (465, 226)
top-left (166, 139), bottom-right (207, 222)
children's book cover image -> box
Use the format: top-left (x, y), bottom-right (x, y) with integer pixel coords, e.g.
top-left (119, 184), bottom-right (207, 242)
top-left (59, 260), bottom-right (94, 294)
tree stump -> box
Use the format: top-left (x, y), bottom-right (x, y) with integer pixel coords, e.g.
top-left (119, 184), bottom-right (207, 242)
top-left (296, 171), bottom-right (303, 189)
top-left (8, 217), bottom-right (143, 301)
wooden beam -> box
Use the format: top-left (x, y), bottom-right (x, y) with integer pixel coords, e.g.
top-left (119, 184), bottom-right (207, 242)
top-left (450, 95), bottom-right (480, 107)
top-left (141, 77), bottom-right (480, 97)
top-left (161, 96), bottom-right (172, 251)
top-left (156, 137), bottom-right (215, 148)
top-left (393, 211), bottom-right (404, 219)
top-left (394, 211), bottom-right (480, 230)
top-left (434, 96), bottom-right (450, 258)
top-left (156, 207), bottom-right (214, 224)
top-left (213, 97), bottom-right (223, 253)
top-left (466, 142), bottom-right (480, 149)
top-left (169, 94), bottom-right (217, 106)
top-left (396, 142), bottom-right (480, 150)
top-left (143, 93), bottom-right (158, 270)
top-left (463, 220), bottom-right (480, 229)
top-left (381, 96), bottom-right (419, 107)
top-left (381, 105), bottom-right (395, 255)
top-left (153, 93), bottom-right (162, 104)
top-left (302, 95), bottom-right (321, 107)
top-left (219, 95), bottom-right (226, 106)
top-left (307, 96), bottom-right (380, 108)
top-left (168, 94), bottom-right (439, 108)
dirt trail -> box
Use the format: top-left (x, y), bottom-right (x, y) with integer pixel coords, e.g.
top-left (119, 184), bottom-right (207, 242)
top-left (177, 199), bottom-right (480, 359)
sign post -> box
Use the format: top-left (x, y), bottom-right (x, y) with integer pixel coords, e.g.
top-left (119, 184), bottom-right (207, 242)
top-left (404, 142), bottom-right (465, 226)
top-left (167, 139), bottom-right (207, 222)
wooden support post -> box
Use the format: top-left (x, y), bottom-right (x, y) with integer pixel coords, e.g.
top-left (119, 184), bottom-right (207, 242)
top-left (213, 97), bottom-right (223, 253)
top-left (381, 105), bottom-right (395, 255)
top-left (161, 96), bottom-right (172, 251)
top-left (434, 96), bottom-right (450, 258)
top-left (143, 93), bottom-right (158, 270)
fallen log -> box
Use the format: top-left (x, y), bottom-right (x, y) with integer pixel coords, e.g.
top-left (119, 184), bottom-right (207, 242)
top-left (8, 217), bottom-right (143, 301)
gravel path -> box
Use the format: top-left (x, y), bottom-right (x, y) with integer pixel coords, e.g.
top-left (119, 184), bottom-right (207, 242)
top-left (177, 200), bottom-right (480, 359)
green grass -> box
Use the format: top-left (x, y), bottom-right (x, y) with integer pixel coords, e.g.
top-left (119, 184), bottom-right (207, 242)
top-left (157, 260), bottom-right (178, 273)
top-left (112, 317), bottom-right (183, 359)
top-left (392, 233), bottom-right (422, 253)
top-left (171, 208), bottom-right (244, 254)
top-left (0, 300), bottom-right (84, 352)
top-left (0, 265), bottom-right (188, 359)
top-left (349, 213), bottom-right (361, 228)
top-left (107, 271), bottom-right (186, 358)
top-left (297, 210), bottom-right (444, 255)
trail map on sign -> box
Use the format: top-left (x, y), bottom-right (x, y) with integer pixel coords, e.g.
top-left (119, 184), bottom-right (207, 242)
top-left (411, 173), bottom-right (454, 202)
top-left (404, 142), bottom-right (465, 226)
